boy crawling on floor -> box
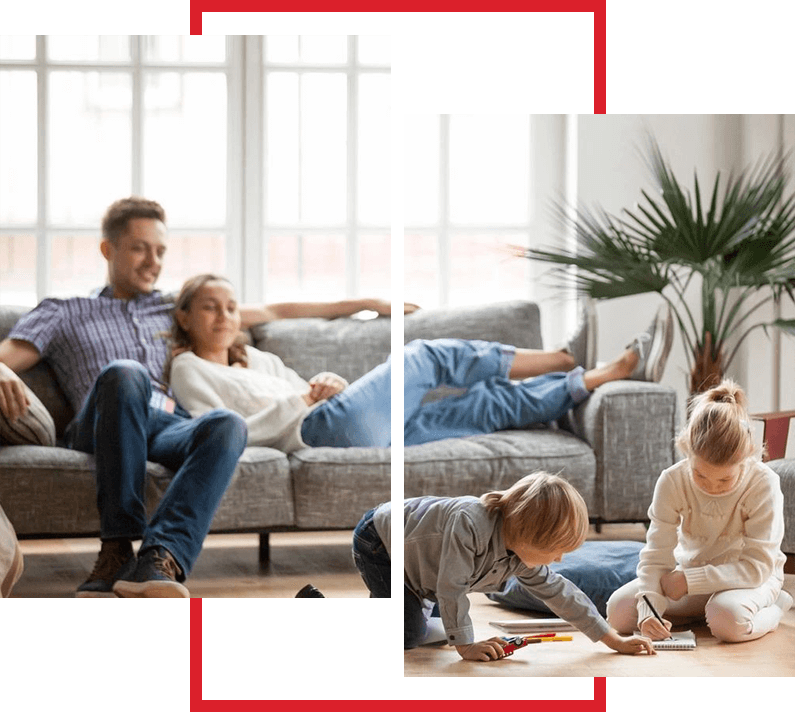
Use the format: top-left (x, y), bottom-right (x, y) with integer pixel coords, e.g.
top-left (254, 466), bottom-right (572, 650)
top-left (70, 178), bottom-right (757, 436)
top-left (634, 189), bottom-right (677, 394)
top-left (353, 472), bottom-right (655, 661)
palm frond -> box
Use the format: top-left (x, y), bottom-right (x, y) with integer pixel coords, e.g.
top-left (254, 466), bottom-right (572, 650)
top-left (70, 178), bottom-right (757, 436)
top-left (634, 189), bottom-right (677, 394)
top-left (519, 133), bottom-right (795, 393)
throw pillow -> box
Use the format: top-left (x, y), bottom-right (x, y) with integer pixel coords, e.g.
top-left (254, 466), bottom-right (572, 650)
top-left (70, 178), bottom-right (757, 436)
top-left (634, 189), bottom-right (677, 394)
top-left (0, 384), bottom-right (56, 446)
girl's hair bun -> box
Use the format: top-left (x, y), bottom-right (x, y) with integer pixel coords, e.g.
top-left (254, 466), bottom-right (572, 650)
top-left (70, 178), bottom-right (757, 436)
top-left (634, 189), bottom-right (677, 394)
top-left (676, 378), bottom-right (758, 464)
top-left (706, 381), bottom-right (746, 409)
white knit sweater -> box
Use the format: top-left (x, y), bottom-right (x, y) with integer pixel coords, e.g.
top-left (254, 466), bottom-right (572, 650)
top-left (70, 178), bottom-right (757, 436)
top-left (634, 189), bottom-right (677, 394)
top-left (170, 346), bottom-right (346, 453)
top-left (636, 457), bottom-right (786, 623)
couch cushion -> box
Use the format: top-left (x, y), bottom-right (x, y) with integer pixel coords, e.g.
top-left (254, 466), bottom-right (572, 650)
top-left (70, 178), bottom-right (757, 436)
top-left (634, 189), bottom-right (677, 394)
top-left (405, 301), bottom-right (543, 350)
top-left (0, 446), bottom-right (167, 535)
top-left (289, 446), bottom-right (391, 529)
top-left (251, 316), bottom-right (391, 384)
top-left (0, 444), bottom-right (294, 536)
top-left (404, 429), bottom-right (596, 513)
top-left (146, 445), bottom-right (295, 531)
top-left (767, 458), bottom-right (795, 555)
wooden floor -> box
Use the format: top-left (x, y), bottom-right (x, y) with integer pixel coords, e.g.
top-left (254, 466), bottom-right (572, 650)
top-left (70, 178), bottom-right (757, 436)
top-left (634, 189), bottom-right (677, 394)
top-left (405, 523), bottom-right (795, 677)
top-left (12, 530), bottom-right (369, 598)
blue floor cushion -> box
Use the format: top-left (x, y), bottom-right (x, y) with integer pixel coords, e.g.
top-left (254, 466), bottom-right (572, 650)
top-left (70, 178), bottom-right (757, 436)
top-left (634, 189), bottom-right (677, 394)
top-left (487, 540), bottom-right (643, 617)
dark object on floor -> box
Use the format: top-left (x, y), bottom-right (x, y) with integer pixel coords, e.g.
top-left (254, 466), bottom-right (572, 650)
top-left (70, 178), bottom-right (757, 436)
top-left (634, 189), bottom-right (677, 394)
top-left (295, 583), bottom-right (325, 598)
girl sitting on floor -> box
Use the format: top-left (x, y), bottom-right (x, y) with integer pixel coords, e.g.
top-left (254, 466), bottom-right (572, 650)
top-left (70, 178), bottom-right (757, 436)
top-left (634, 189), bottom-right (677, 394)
top-left (606, 380), bottom-right (793, 642)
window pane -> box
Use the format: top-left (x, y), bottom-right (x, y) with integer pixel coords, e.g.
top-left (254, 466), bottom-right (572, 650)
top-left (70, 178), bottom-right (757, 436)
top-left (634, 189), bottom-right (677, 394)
top-left (265, 73), bottom-right (299, 223)
top-left (0, 71), bottom-right (37, 224)
top-left (49, 72), bottom-right (132, 225)
top-left (0, 234), bottom-right (36, 306)
top-left (358, 74), bottom-right (390, 225)
top-left (404, 233), bottom-right (439, 309)
top-left (266, 233), bottom-right (346, 301)
top-left (266, 73), bottom-right (347, 225)
top-left (359, 233), bottom-right (390, 299)
top-left (50, 233), bottom-right (107, 297)
top-left (143, 72), bottom-right (226, 226)
top-left (155, 232), bottom-right (227, 294)
top-left (448, 233), bottom-right (529, 306)
top-left (404, 115), bottom-right (439, 225)
top-left (357, 36), bottom-right (390, 66)
top-left (0, 36), bottom-right (36, 60)
top-left (47, 36), bottom-right (130, 62)
top-left (265, 36), bottom-right (347, 64)
top-left (142, 36), bottom-right (227, 64)
top-left (301, 74), bottom-right (346, 223)
top-left (449, 115), bottom-right (530, 225)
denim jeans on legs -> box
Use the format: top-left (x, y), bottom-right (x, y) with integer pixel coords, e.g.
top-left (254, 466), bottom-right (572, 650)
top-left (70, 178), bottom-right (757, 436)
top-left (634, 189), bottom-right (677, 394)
top-left (351, 507), bottom-right (390, 598)
top-left (403, 339), bottom-right (590, 446)
top-left (301, 359), bottom-right (391, 448)
top-left (67, 360), bottom-right (247, 578)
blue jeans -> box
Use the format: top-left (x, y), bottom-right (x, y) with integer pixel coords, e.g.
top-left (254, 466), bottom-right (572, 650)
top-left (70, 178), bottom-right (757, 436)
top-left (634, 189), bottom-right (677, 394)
top-left (67, 360), bottom-right (247, 578)
top-left (404, 587), bottom-right (440, 649)
top-left (302, 360), bottom-right (391, 448)
top-left (351, 507), bottom-right (390, 598)
top-left (403, 339), bottom-right (589, 446)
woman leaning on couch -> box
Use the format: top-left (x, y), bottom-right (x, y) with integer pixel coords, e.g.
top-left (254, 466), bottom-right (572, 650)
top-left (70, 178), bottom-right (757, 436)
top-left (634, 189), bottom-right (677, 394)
top-left (165, 274), bottom-right (392, 598)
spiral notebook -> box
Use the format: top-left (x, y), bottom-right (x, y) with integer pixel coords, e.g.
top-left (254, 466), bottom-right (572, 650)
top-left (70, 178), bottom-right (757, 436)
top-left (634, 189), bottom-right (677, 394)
top-left (646, 630), bottom-right (697, 650)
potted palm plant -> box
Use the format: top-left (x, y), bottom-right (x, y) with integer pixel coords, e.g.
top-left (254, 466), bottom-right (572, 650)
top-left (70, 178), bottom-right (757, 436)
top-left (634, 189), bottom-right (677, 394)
top-left (520, 137), bottom-right (795, 394)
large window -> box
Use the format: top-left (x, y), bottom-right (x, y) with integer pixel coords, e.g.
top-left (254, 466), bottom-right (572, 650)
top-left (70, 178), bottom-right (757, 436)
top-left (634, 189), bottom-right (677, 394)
top-left (404, 114), bottom-right (568, 313)
top-left (0, 35), bottom-right (390, 305)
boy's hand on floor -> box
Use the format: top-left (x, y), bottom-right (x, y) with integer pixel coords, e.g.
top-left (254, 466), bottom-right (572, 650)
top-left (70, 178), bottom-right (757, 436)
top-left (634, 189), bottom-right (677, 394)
top-left (455, 637), bottom-right (508, 661)
top-left (600, 629), bottom-right (656, 655)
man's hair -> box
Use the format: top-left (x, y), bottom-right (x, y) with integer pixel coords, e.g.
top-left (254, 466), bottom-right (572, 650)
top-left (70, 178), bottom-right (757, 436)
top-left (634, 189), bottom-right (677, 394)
top-left (101, 197), bottom-right (166, 245)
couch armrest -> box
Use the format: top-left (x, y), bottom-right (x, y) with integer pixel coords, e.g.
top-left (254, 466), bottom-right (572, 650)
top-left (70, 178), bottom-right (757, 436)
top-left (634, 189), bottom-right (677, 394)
top-left (564, 381), bottom-right (678, 522)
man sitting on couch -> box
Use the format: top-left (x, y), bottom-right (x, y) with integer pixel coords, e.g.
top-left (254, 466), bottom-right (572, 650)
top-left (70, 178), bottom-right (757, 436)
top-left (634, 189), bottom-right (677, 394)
top-left (0, 196), bottom-right (402, 598)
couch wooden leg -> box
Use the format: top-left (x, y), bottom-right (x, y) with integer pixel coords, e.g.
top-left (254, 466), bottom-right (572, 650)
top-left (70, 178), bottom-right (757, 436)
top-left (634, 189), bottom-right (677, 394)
top-left (785, 553), bottom-right (794, 575)
top-left (594, 520), bottom-right (603, 534)
top-left (259, 532), bottom-right (270, 566)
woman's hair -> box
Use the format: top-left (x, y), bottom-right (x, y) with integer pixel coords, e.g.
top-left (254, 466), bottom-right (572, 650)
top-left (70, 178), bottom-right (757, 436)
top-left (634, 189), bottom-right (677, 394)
top-left (162, 273), bottom-right (249, 383)
top-left (676, 379), bottom-right (760, 465)
top-left (481, 471), bottom-right (589, 552)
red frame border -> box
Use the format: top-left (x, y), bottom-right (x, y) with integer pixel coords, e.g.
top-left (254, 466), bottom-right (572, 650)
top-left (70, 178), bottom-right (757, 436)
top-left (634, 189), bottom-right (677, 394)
top-left (188, 2), bottom-right (607, 114)
top-left (191, 599), bottom-right (606, 710)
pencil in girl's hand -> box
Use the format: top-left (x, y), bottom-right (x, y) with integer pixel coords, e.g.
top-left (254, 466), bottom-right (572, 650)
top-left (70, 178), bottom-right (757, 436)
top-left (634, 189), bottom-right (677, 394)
top-left (642, 594), bottom-right (673, 640)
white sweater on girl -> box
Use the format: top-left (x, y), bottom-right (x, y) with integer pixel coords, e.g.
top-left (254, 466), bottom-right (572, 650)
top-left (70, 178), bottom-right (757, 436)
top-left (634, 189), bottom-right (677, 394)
top-left (170, 346), bottom-right (346, 453)
top-left (636, 457), bottom-right (786, 623)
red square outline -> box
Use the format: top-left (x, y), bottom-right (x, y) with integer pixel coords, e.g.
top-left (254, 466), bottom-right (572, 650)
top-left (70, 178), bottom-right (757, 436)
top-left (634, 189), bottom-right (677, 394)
top-left (188, 1), bottom-right (606, 113)
top-left (191, 598), bottom-right (606, 709)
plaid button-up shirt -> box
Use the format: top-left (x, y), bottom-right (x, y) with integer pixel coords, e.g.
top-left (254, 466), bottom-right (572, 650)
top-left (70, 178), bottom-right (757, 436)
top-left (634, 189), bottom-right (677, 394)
top-left (9, 286), bottom-right (175, 414)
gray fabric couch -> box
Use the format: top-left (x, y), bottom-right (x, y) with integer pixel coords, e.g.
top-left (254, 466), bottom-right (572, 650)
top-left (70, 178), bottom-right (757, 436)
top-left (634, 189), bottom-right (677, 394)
top-left (403, 301), bottom-right (680, 527)
top-left (0, 303), bottom-right (392, 562)
top-left (766, 459), bottom-right (795, 557)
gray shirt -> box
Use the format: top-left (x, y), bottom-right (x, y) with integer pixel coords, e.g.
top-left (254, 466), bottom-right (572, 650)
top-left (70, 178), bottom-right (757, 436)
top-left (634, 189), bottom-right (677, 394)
top-left (387, 495), bottom-right (610, 646)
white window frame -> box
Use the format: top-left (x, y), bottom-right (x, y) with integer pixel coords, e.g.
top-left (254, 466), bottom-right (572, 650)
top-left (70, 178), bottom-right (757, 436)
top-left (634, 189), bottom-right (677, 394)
top-left (0, 35), bottom-right (389, 305)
